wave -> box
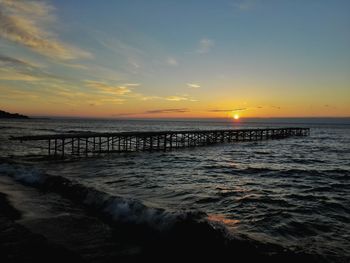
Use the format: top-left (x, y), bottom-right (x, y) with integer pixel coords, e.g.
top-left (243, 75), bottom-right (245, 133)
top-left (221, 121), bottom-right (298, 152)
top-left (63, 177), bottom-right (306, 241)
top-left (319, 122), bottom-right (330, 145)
top-left (0, 126), bottom-right (28, 130)
top-left (0, 162), bottom-right (188, 230)
top-left (0, 161), bottom-right (336, 262)
top-left (235, 194), bottom-right (291, 207)
top-left (226, 167), bottom-right (350, 179)
top-left (291, 158), bottom-right (326, 164)
top-left (202, 161), bottom-right (350, 179)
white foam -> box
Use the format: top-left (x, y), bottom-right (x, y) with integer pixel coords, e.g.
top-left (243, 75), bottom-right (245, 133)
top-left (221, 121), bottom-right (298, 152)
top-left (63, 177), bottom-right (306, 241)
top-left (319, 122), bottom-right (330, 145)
top-left (0, 162), bottom-right (206, 230)
top-left (82, 188), bottom-right (177, 229)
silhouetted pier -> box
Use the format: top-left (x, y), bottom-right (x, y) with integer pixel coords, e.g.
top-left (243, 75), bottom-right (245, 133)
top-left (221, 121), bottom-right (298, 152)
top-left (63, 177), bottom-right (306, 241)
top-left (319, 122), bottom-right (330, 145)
top-left (10, 127), bottom-right (310, 158)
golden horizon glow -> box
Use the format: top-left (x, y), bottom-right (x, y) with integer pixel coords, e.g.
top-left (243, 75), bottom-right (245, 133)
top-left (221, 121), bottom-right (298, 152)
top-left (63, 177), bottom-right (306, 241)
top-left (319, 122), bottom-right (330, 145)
top-left (0, 1), bottom-right (349, 118)
top-left (233, 113), bottom-right (240, 120)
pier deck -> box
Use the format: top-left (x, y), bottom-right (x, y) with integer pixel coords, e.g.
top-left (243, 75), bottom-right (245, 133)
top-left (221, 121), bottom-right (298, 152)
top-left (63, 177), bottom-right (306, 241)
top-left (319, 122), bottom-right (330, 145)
top-left (10, 127), bottom-right (310, 158)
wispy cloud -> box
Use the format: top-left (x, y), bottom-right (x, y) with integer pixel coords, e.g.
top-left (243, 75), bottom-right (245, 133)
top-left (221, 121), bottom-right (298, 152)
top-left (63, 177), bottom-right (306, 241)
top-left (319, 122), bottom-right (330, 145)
top-left (208, 108), bottom-right (247, 112)
top-left (0, 54), bottom-right (58, 81)
top-left (0, 55), bottom-right (33, 67)
top-left (124, 83), bottom-right (140, 87)
top-left (0, 68), bottom-right (40, 81)
top-left (0, 0), bottom-right (91, 60)
top-left (187, 83), bottom-right (200, 88)
top-left (111, 108), bottom-right (190, 117)
top-left (231, 0), bottom-right (258, 11)
top-left (165, 95), bottom-right (197, 102)
top-left (196, 38), bottom-right (215, 54)
top-left (139, 94), bottom-right (197, 102)
top-left (0, 55), bottom-right (38, 81)
top-left (140, 96), bottom-right (162, 101)
top-left (166, 56), bottom-right (178, 66)
top-left (97, 37), bottom-right (147, 75)
top-left (271, 105), bottom-right (281, 110)
top-left (0, 84), bottom-right (39, 100)
top-left (0, 78), bottom-right (128, 107)
top-left (85, 80), bottom-right (133, 96)
top-left (39, 81), bottom-right (127, 106)
top-left (98, 38), bottom-right (145, 59)
top-left (144, 108), bottom-right (189, 114)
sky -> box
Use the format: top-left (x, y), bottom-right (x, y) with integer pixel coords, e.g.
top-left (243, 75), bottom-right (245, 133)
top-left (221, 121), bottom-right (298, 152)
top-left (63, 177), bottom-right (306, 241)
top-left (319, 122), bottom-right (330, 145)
top-left (0, 0), bottom-right (349, 118)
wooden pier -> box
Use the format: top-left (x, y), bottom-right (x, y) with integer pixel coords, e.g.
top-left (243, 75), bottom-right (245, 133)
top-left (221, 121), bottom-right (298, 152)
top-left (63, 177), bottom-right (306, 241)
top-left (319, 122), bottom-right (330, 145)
top-left (10, 127), bottom-right (310, 158)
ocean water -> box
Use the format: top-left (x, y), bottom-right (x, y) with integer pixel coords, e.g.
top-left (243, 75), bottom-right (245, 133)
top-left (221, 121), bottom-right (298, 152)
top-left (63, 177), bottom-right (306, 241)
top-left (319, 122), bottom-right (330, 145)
top-left (0, 118), bottom-right (349, 261)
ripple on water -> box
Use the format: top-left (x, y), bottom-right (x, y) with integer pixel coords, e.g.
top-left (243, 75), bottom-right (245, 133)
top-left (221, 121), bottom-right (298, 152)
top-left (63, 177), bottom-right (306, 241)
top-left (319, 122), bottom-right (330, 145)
top-left (2, 120), bottom-right (349, 262)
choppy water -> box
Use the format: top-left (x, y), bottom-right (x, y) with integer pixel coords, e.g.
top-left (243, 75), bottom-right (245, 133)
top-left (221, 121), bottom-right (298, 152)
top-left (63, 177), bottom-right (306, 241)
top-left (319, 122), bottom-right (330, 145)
top-left (0, 118), bottom-right (349, 261)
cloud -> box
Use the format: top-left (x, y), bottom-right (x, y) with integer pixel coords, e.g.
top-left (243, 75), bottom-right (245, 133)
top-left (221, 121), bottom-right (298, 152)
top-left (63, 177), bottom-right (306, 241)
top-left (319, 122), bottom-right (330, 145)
top-left (85, 80), bottom-right (133, 96)
top-left (0, 55), bottom-right (32, 67)
top-left (0, 54), bottom-right (58, 81)
top-left (140, 96), bottom-right (162, 101)
top-left (144, 108), bottom-right (189, 114)
top-left (98, 38), bottom-right (144, 73)
top-left (127, 58), bottom-right (141, 69)
top-left (0, 78), bottom-right (128, 107)
top-left (0, 84), bottom-right (39, 100)
top-left (166, 96), bottom-right (188, 101)
top-left (165, 95), bottom-right (197, 102)
top-left (208, 108), bottom-right (247, 112)
top-left (98, 38), bottom-right (144, 59)
top-left (52, 83), bottom-right (126, 105)
top-left (187, 83), bottom-right (200, 88)
top-left (60, 62), bottom-right (88, 70)
top-left (124, 83), bottom-right (140, 87)
top-left (111, 108), bottom-right (190, 117)
top-left (166, 57), bottom-right (178, 66)
top-left (138, 94), bottom-right (197, 102)
top-left (271, 106), bottom-right (281, 110)
top-left (0, 0), bottom-right (91, 60)
top-left (0, 69), bottom-right (40, 81)
top-left (196, 38), bottom-right (215, 54)
top-left (96, 98), bottom-right (125, 104)
top-left (231, 0), bottom-right (257, 11)
top-left (0, 55), bottom-right (38, 81)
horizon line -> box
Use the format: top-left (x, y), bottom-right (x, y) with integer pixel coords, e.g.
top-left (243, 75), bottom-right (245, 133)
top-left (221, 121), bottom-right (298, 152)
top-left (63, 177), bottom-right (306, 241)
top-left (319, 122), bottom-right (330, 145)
top-left (25, 115), bottom-right (350, 120)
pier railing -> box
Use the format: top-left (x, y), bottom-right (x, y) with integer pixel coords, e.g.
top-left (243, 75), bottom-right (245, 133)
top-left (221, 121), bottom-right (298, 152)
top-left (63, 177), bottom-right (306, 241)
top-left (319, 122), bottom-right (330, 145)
top-left (10, 127), bottom-right (310, 158)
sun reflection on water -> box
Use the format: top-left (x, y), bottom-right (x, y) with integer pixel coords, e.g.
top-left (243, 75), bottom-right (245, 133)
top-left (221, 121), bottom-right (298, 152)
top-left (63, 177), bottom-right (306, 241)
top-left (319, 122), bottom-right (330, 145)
top-left (207, 214), bottom-right (240, 228)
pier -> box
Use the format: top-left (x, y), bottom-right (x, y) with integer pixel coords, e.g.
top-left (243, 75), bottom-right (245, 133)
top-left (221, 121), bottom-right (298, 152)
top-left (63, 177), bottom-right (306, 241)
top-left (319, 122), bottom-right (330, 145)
top-left (10, 127), bottom-right (310, 158)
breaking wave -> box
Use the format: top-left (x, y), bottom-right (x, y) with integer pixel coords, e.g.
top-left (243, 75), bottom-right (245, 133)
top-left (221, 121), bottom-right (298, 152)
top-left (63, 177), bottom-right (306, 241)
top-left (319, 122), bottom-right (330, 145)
top-left (0, 161), bottom-right (328, 262)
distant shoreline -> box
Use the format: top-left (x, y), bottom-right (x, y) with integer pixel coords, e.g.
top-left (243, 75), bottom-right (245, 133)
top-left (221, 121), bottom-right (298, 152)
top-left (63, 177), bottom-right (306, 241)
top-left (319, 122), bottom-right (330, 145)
top-left (0, 110), bottom-right (29, 119)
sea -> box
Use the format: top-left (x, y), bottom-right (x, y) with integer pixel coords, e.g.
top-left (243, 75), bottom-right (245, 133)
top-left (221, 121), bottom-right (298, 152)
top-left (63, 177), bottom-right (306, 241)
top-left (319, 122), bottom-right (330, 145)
top-left (0, 117), bottom-right (349, 262)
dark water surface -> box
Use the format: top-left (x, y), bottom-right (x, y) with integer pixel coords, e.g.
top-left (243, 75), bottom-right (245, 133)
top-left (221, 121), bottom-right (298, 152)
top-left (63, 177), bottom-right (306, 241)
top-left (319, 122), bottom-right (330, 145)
top-left (0, 118), bottom-right (349, 261)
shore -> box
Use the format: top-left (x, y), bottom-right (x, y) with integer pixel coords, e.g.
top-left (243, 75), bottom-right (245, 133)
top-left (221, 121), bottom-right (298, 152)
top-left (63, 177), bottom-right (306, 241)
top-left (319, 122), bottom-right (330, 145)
top-left (0, 192), bottom-right (84, 262)
top-left (0, 175), bottom-right (143, 262)
top-left (0, 167), bottom-right (327, 263)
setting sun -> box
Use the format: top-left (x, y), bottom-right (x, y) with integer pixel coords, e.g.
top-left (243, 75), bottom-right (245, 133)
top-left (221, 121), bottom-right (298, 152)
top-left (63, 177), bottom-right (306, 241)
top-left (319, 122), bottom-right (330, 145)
top-left (233, 113), bottom-right (240, 120)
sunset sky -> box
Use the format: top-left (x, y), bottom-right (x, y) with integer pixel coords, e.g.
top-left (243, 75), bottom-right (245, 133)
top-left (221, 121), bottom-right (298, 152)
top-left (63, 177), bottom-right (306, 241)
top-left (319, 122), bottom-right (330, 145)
top-left (0, 0), bottom-right (349, 118)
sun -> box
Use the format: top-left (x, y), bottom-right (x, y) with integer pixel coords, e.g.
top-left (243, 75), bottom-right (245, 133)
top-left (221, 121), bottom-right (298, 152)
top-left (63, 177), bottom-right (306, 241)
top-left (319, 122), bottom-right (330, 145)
top-left (233, 113), bottom-right (240, 120)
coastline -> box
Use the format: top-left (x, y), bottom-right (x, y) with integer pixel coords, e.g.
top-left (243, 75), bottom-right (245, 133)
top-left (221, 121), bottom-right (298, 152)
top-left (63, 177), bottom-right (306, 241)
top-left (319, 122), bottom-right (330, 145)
top-left (0, 192), bottom-right (83, 262)
top-left (0, 160), bottom-right (327, 262)
top-left (0, 110), bottom-right (29, 119)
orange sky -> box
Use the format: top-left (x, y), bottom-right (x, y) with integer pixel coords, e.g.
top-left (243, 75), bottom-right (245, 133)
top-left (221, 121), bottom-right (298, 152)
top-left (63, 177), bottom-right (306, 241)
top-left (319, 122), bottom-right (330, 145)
top-left (0, 0), bottom-right (349, 118)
